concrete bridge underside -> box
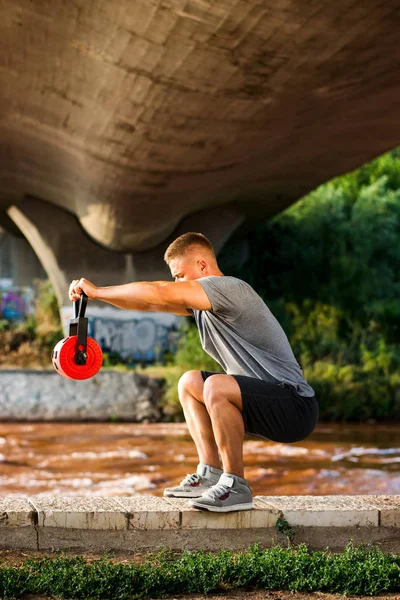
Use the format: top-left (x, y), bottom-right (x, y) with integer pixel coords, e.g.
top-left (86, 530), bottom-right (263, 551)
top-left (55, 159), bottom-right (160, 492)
top-left (1, 0), bottom-right (400, 304)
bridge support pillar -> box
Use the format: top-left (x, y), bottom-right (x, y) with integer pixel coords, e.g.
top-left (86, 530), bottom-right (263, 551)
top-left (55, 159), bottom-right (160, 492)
top-left (7, 198), bottom-right (242, 361)
top-left (8, 198), bottom-right (243, 306)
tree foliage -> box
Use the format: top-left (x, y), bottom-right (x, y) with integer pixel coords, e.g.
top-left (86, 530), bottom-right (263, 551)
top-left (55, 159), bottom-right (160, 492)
top-left (216, 148), bottom-right (400, 420)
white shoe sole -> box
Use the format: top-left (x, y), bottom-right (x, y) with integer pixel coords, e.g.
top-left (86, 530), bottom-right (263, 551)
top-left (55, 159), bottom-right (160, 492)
top-left (188, 501), bottom-right (253, 512)
top-left (163, 490), bottom-right (205, 498)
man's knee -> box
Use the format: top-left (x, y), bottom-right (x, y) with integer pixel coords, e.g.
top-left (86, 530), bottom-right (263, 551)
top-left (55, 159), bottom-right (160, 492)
top-left (203, 375), bottom-right (243, 412)
top-left (178, 370), bottom-right (204, 402)
top-left (203, 375), bottom-right (226, 411)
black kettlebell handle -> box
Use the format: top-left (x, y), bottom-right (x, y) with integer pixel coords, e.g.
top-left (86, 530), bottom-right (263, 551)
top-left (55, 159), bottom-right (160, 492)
top-left (74, 292), bottom-right (88, 319)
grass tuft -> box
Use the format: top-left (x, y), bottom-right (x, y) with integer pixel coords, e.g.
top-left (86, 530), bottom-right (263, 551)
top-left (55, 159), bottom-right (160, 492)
top-left (0, 542), bottom-right (399, 598)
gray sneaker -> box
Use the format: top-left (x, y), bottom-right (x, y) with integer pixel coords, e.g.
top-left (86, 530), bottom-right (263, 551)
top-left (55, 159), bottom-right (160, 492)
top-left (188, 473), bottom-right (253, 512)
top-left (163, 463), bottom-right (223, 498)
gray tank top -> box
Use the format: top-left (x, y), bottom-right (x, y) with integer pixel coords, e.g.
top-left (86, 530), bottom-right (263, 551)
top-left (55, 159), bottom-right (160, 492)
top-left (190, 275), bottom-right (315, 398)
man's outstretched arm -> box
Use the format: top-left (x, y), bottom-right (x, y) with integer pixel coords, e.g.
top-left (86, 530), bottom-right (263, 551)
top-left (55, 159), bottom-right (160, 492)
top-left (69, 278), bottom-right (211, 314)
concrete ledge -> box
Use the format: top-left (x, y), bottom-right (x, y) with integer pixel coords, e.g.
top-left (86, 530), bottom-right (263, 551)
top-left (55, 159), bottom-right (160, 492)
top-left (0, 495), bottom-right (399, 553)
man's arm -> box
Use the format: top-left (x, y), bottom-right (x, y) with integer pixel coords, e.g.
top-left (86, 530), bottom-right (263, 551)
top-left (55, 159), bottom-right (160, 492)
top-left (69, 278), bottom-right (211, 313)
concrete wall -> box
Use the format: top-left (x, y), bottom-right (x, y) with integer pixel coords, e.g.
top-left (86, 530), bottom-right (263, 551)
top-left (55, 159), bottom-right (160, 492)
top-left (0, 495), bottom-right (399, 553)
top-left (0, 370), bottom-right (165, 422)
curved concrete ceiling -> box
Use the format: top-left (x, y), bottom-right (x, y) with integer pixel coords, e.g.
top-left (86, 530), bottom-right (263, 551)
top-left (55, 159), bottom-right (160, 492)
top-left (1, 0), bottom-right (399, 251)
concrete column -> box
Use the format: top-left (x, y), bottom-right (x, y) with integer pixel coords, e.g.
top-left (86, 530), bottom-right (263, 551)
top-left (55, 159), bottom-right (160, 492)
top-left (0, 229), bottom-right (46, 286)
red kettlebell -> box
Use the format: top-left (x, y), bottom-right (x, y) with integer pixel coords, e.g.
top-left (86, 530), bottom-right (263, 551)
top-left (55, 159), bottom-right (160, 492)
top-left (51, 293), bottom-right (103, 380)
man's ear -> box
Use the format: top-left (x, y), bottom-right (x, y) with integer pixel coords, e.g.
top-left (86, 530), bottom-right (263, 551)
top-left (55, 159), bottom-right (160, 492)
top-left (198, 259), bottom-right (207, 272)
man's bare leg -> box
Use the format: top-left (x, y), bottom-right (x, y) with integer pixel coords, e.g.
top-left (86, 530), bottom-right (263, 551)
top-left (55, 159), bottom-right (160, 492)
top-left (178, 370), bottom-right (220, 469)
top-left (203, 374), bottom-right (245, 478)
top-left (188, 374), bottom-right (252, 512)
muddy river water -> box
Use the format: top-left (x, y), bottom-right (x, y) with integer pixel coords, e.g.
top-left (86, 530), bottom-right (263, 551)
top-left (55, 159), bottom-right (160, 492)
top-left (0, 421), bottom-right (398, 497)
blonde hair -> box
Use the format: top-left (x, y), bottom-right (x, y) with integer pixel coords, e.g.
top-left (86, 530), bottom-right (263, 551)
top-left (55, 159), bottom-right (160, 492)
top-left (164, 232), bottom-right (215, 264)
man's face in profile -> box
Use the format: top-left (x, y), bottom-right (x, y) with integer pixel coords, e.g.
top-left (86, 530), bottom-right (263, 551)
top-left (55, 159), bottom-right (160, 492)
top-left (169, 254), bottom-right (205, 282)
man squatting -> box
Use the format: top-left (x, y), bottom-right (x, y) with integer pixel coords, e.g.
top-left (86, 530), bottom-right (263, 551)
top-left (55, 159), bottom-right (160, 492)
top-left (69, 232), bottom-right (319, 513)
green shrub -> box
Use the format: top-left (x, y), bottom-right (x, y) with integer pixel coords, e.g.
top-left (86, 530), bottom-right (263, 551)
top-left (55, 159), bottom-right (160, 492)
top-left (0, 280), bottom-right (63, 367)
top-left (305, 359), bottom-right (400, 421)
top-left (174, 323), bottom-right (221, 372)
top-left (161, 323), bottom-right (221, 418)
top-left (231, 158), bottom-right (400, 333)
top-left (0, 319), bottom-right (12, 333)
top-left (216, 147), bottom-right (400, 420)
top-left (32, 279), bottom-right (63, 350)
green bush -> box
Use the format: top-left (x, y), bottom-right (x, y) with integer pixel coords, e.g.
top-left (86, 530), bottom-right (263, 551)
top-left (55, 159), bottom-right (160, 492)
top-left (163, 303), bottom-right (400, 422)
top-left (305, 360), bottom-right (400, 421)
top-left (161, 323), bottom-right (221, 419)
top-left (0, 280), bottom-right (63, 366)
top-left (32, 279), bottom-right (64, 350)
top-left (217, 147), bottom-right (400, 420)
top-left (0, 319), bottom-right (12, 333)
top-left (174, 323), bottom-right (221, 372)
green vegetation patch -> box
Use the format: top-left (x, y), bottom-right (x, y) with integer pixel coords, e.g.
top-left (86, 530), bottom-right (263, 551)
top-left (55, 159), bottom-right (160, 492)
top-left (217, 148), bottom-right (400, 421)
top-left (0, 542), bottom-right (399, 598)
top-left (0, 279), bottom-right (63, 369)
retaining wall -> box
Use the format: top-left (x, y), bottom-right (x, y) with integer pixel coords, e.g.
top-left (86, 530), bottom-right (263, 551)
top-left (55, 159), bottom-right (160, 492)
top-left (1, 495), bottom-right (399, 553)
top-left (0, 370), bottom-right (164, 421)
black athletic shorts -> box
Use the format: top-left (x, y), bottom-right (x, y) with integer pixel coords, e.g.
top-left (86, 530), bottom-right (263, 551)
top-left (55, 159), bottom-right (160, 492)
top-left (201, 371), bottom-right (319, 444)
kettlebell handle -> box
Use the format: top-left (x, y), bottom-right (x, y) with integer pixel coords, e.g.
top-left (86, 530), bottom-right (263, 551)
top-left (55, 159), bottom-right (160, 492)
top-left (74, 292), bottom-right (88, 319)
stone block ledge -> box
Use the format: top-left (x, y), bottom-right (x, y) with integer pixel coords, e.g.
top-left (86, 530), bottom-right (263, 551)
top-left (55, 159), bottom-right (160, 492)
top-left (0, 495), bottom-right (399, 554)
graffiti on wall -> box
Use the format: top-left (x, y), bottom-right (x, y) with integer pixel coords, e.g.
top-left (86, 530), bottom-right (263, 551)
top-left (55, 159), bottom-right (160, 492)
top-left (89, 316), bottom-right (180, 363)
top-left (61, 306), bottom-right (183, 364)
top-left (0, 286), bottom-right (34, 321)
